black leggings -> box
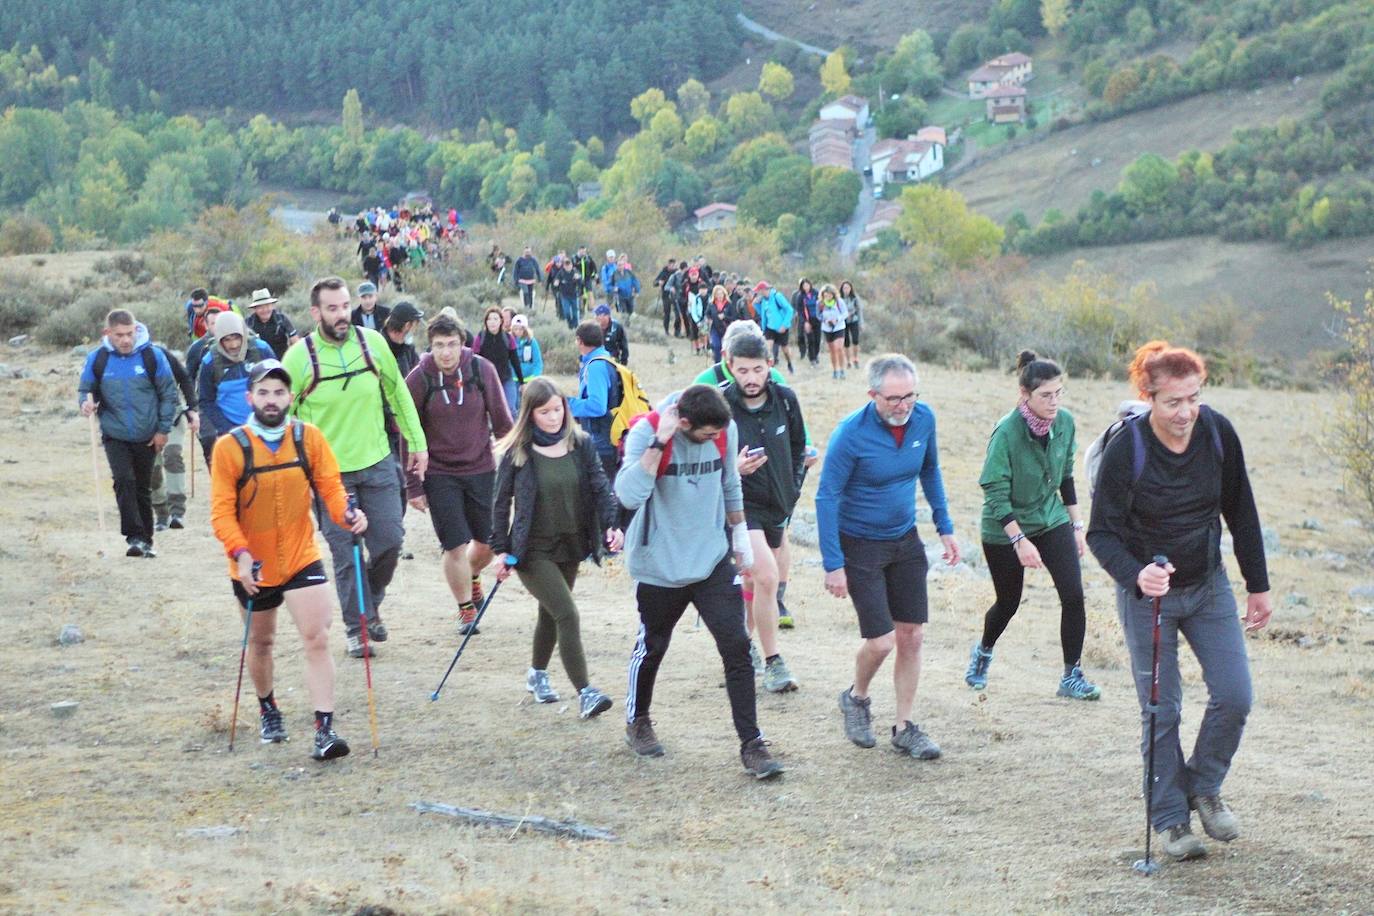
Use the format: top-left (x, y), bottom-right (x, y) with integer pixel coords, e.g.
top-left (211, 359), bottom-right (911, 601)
top-left (981, 522), bottom-right (1086, 666)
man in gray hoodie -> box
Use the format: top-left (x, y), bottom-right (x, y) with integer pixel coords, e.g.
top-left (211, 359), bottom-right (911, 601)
top-left (615, 384), bottom-right (783, 779)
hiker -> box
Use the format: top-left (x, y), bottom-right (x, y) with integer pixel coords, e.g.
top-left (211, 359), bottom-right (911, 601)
top-left (198, 312), bottom-right (276, 447)
top-left (681, 265), bottom-right (709, 354)
top-left (350, 281), bottom-right (389, 331)
top-left (793, 278), bottom-right (821, 368)
top-left (594, 304), bottom-right (629, 365)
top-left (184, 288), bottom-right (233, 339)
top-left (839, 280), bottom-right (863, 370)
top-left (967, 351), bottom-right (1099, 701)
top-left (512, 315), bottom-right (543, 380)
top-left (599, 249), bottom-right (618, 301)
top-left (571, 245), bottom-right (597, 311)
top-left (818, 354), bottom-right (960, 761)
top-left (817, 284), bottom-right (849, 379)
top-left (187, 306), bottom-right (225, 468)
top-left (515, 245), bottom-right (541, 309)
top-left (209, 358), bottom-right (366, 760)
top-left (244, 288), bottom-right (299, 359)
top-left (488, 244), bottom-right (510, 285)
top-left (568, 321), bottom-right (621, 482)
top-left (704, 284), bottom-right (740, 363)
top-left (475, 306), bottom-right (525, 414)
top-left (1088, 340), bottom-right (1271, 861)
top-left (361, 247), bottom-right (384, 291)
top-left (150, 343), bottom-right (198, 532)
top-left (547, 253), bottom-right (581, 330)
top-left (611, 253), bottom-right (640, 317)
top-left (755, 280), bottom-right (795, 373)
top-left (404, 313), bottom-right (511, 636)
top-left (491, 377), bottom-right (620, 717)
top-left (281, 277), bottom-right (428, 658)
top-left (78, 309), bottom-right (178, 557)
top-left (721, 333), bottom-right (807, 693)
top-left (615, 385), bottom-right (784, 779)
top-left (382, 301), bottom-right (426, 516)
top-left (654, 257), bottom-right (678, 336)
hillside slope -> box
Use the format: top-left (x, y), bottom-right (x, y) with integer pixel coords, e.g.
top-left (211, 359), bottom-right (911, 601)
top-left (742, 0), bottom-right (995, 52)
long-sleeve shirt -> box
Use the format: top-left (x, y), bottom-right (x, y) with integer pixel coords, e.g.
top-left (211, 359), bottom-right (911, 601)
top-left (1087, 407), bottom-right (1268, 594)
top-left (516, 336), bottom-right (543, 379)
top-left (403, 351), bottom-right (511, 493)
top-left (815, 401), bottom-right (953, 572)
top-left (568, 347), bottom-right (616, 429)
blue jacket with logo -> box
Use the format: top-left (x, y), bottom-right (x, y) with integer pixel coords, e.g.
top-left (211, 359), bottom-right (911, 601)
top-left (198, 339), bottom-right (276, 436)
top-left (77, 323), bottom-right (178, 442)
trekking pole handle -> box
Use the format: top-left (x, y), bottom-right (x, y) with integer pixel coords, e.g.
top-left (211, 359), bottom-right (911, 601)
top-left (1152, 554), bottom-right (1169, 568)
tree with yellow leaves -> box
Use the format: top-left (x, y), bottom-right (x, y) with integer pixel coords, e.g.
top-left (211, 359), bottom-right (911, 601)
top-left (820, 51), bottom-right (850, 97)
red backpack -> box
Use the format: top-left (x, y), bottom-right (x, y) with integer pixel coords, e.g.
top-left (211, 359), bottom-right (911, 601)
top-left (629, 409), bottom-right (728, 476)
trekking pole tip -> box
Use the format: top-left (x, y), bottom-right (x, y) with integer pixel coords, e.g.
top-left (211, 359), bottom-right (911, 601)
top-left (429, 691), bottom-right (440, 702)
top-left (1131, 858), bottom-right (1161, 876)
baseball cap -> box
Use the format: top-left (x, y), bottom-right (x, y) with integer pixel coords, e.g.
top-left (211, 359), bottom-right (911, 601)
top-left (752, 280), bottom-right (770, 293)
top-left (391, 301), bottom-right (425, 324)
top-left (248, 358), bottom-right (292, 387)
top-left (357, 281), bottom-right (377, 295)
top-left (593, 304), bottom-right (611, 316)
top-left (511, 315), bottom-right (529, 330)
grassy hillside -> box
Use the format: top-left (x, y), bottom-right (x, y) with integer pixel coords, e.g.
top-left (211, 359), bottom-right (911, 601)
top-left (742, 0), bottom-right (996, 52)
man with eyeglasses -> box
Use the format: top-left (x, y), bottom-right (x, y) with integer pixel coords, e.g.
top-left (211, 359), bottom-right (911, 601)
top-left (816, 354), bottom-right (960, 761)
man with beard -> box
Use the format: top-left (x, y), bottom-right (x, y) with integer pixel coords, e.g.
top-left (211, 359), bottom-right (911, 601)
top-left (198, 312), bottom-right (275, 450)
top-left (281, 277), bottom-right (427, 659)
top-left (210, 359), bottom-right (368, 760)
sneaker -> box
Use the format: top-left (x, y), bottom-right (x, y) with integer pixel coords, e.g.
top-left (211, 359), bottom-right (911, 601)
top-left (155, 519), bottom-right (169, 532)
top-left (762, 656), bottom-right (798, 693)
top-left (312, 726), bottom-right (351, 761)
top-left (526, 668), bottom-right (560, 703)
top-left (777, 599), bottom-right (795, 629)
top-left (345, 633), bottom-right (374, 658)
top-left (740, 736), bottom-right (784, 780)
top-left (168, 516), bottom-right (185, 529)
top-left (471, 577), bottom-right (485, 607)
top-left (1189, 795), bottom-right (1239, 842)
top-left (964, 643), bottom-right (994, 690)
top-left (625, 717), bottom-right (665, 757)
top-left (458, 604), bottom-right (480, 636)
top-left (366, 620), bottom-right (389, 643)
top-left (891, 721), bottom-right (942, 760)
top-left (1161, 823), bottom-right (1207, 860)
top-left (749, 641), bottom-right (764, 676)
top-left (141, 541), bottom-right (157, 558)
top-left (838, 687), bottom-right (876, 748)
top-left (1057, 665), bottom-right (1101, 701)
top-left (578, 686), bottom-right (613, 719)
top-left (259, 707), bottom-right (287, 743)
top-left (125, 540), bottom-right (145, 558)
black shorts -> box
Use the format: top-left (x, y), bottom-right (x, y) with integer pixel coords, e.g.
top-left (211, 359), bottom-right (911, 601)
top-left (745, 511), bottom-right (787, 550)
top-left (424, 471), bottom-right (494, 551)
top-left (844, 323), bottom-right (860, 346)
top-left (765, 328), bottom-right (790, 346)
top-left (840, 528), bottom-right (929, 638)
top-left (823, 328), bottom-right (845, 343)
top-left (231, 560), bottom-right (329, 611)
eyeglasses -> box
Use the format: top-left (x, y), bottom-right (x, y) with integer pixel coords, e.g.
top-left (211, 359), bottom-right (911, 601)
top-left (877, 392), bottom-right (918, 407)
top-left (1033, 388), bottom-right (1067, 403)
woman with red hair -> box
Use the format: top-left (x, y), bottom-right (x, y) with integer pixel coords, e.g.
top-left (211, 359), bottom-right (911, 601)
top-left (1087, 340), bottom-right (1272, 863)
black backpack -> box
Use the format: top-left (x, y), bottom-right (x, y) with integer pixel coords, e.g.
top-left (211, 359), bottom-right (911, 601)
top-left (419, 358), bottom-right (486, 416)
top-left (228, 419), bottom-right (313, 508)
top-left (91, 346), bottom-right (159, 388)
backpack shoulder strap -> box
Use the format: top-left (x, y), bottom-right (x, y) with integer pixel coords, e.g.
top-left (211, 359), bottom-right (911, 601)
top-left (1128, 414), bottom-right (1148, 486)
top-left (91, 348), bottom-right (111, 386)
top-left (712, 364), bottom-right (727, 385)
top-left (291, 419), bottom-right (313, 486)
top-left (354, 326), bottom-right (378, 376)
top-left (231, 427), bottom-right (255, 492)
top-left (298, 335), bottom-right (322, 403)
top-left (142, 347), bottom-right (158, 381)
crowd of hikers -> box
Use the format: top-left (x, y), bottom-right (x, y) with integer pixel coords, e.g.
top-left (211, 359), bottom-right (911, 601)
top-left (78, 253), bottom-right (1273, 863)
top-left (343, 203), bottom-right (466, 294)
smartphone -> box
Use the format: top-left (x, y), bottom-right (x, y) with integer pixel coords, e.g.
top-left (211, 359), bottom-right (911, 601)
top-left (746, 446), bottom-right (766, 457)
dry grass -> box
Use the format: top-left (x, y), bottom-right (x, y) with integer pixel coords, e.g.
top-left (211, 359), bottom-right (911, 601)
top-left (741, 0), bottom-right (997, 53)
top-left (1, 333), bottom-right (1372, 913)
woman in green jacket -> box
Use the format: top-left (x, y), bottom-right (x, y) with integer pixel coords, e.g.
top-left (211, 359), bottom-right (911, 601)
top-left (966, 351), bottom-right (1100, 700)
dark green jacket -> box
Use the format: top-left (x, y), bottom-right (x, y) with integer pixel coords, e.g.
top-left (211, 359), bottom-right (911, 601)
top-left (979, 407), bottom-right (1077, 544)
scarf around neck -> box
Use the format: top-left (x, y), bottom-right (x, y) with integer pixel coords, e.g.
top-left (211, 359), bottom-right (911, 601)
top-left (247, 413), bottom-right (288, 443)
top-left (1018, 400), bottom-right (1052, 438)
top-left (531, 423), bottom-right (565, 447)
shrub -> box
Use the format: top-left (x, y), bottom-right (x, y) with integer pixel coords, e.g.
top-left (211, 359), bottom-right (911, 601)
top-left (0, 272), bottom-right (66, 335)
top-left (1328, 284), bottom-right (1374, 526)
top-left (0, 214), bottom-right (54, 255)
top-left (34, 290), bottom-right (124, 347)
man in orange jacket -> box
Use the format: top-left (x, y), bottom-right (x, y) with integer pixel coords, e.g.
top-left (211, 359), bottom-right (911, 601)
top-left (210, 359), bottom-right (368, 760)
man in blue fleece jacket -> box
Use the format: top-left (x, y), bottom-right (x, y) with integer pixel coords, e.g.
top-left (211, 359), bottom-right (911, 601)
top-left (816, 354), bottom-right (961, 761)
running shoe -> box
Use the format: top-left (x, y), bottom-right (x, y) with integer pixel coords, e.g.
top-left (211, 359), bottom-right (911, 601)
top-left (1057, 665), bottom-right (1101, 701)
top-left (168, 516), bottom-right (185, 529)
top-left (740, 736), bottom-right (784, 780)
top-left (1189, 795), bottom-right (1239, 842)
top-left (155, 519), bottom-right (169, 532)
top-left (578, 686), bottom-right (613, 719)
top-left (312, 725), bottom-right (351, 761)
top-left (471, 576), bottom-right (484, 607)
top-left (749, 641), bottom-right (764, 676)
top-left (260, 706), bottom-right (287, 743)
top-left (526, 668), bottom-right (560, 703)
top-left (891, 721), bottom-right (942, 760)
top-left (838, 687), bottom-right (876, 748)
top-left (366, 620), bottom-right (388, 643)
top-left (625, 717), bottom-right (665, 757)
top-left (762, 656), bottom-right (799, 693)
top-left (345, 633), bottom-right (374, 658)
top-left (965, 642), bottom-right (993, 690)
top-left (777, 598), bottom-right (794, 629)
top-left (458, 604), bottom-right (480, 636)
top-left (125, 540), bottom-right (145, 558)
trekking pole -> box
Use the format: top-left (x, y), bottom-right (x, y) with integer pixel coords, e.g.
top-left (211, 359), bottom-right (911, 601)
top-left (348, 498), bottom-right (381, 757)
top-left (85, 396), bottom-right (106, 534)
top-left (189, 430), bottom-right (196, 499)
top-left (430, 562), bottom-right (512, 701)
top-left (1132, 553), bottom-right (1170, 877)
top-left (228, 562), bottom-right (263, 752)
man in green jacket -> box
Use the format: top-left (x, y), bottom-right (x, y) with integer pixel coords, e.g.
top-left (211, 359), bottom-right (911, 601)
top-left (282, 277), bottom-right (428, 657)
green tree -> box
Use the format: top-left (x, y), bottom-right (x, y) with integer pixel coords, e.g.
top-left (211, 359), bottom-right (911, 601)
top-left (649, 106), bottom-right (684, 147)
top-left (809, 167), bottom-right (862, 226)
top-left (882, 31), bottom-right (943, 98)
top-left (944, 25), bottom-right (988, 75)
top-left (758, 62), bottom-right (795, 101)
top-left (727, 133), bottom-right (792, 187)
top-left (74, 159), bottom-right (128, 239)
top-left (820, 51), bottom-right (851, 96)
top-left (776, 213), bottom-right (808, 250)
top-left (1119, 153), bottom-right (1177, 212)
top-left (567, 158), bottom-right (600, 185)
top-left (542, 112), bottom-right (574, 180)
top-left (341, 88), bottom-right (364, 143)
top-left (874, 97), bottom-right (929, 140)
top-left (895, 184), bottom-right (1004, 266)
top-left (684, 115), bottom-right (722, 160)
top-left (1040, 0), bottom-right (1070, 37)
top-left (738, 155), bottom-right (811, 227)
top-left (676, 78), bottom-right (711, 123)
top-left (724, 91), bottom-right (774, 138)
top-left (629, 88), bottom-right (671, 127)
top-left (0, 107), bottom-right (71, 204)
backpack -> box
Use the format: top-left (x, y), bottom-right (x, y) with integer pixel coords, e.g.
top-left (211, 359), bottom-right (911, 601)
top-left (588, 355), bottom-right (649, 448)
top-left (92, 345), bottom-right (159, 388)
top-left (296, 327), bottom-right (380, 406)
top-left (228, 419), bottom-right (313, 509)
top-left (476, 330), bottom-right (516, 353)
top-left (419, 358), bottom-right (486, 416)
top-left (1087, 404), bottom-right (1223, 500)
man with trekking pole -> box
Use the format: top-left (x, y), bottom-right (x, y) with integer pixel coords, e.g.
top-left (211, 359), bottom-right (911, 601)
top-left (1088, 341), bottom-right (1272, 865)
top-left (210, 359), bottom-right (366, 760)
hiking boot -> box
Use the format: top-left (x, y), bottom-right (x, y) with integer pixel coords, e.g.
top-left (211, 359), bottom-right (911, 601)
top-left (965, 642), bottom-right (993, 690)
top-left (749, 641), bottom-right (764, 676)
top-left (892, 721), bottom-right (942, 759)
top-left (839, 687), bottom-right (876, 748)
top-left (762, 656), bottom-right (798, 693)
top-left (526, 668), bottom-right (560, 703)
top-left (458, 604), bottom-right (480, 636)
top-left (312, 725), bottom-right (351, 761)
top-left (1190, 795), bottom-right (1240, 842)
top-left (471, 577), bottom-right (485, 608)
top-left (578, 686), bottom-right (613, 720)
top-left (345, 633), bottom-right (374, 658)
top-left (260, 706), bottom-right (287, 744)
top-left (366, 620), bottom-right (388, 643)
top-left (740, 736), bottom-right (784, 780)
top-left (1057, 665), bottom-right (1101, 701)
top-left (625, 717), bottom-right (665, 757)
top-left (155, 519), bottom-right (169, 532)
top-left (168, 516), bottom-right (185, 529)
top-left (1161, 823), bottom-right (1207, 860)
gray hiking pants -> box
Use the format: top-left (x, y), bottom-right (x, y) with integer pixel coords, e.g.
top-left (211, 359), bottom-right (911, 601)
top-left (317, 457), bottom-right (405, 637)
top-left (1115, 566), bottom-right (1253, 831)
top-left (151, 414), bottom-right (187, 520)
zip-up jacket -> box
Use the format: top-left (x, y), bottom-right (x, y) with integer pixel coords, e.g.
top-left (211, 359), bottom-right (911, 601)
top-left (724, 381), bottom-right (806, 521)
top-left (569, 346), bottom-right (617, 444)
top-left (599, 261), bottom-right (617, 295)
top-left (199, 339), bottom-right (276, 437)
top-left (979, 407), bottom-right (1077, 544)
top-left (403, 351), bottom-right (511, 494)
top-left (491, 434), bottom-right (618, 566)
top-left (602, 320), bottom-right (630, 365)
top-left (759, 289), bottom-right (794, 334)
top-left (516, 336), bottom-right (543, 379)
top-left (77, 323), bottom-right (177, 442)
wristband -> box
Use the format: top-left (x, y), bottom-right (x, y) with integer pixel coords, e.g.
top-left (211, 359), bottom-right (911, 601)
top-left (1009, 533), bottom-right (1026, 546)
top-left (1072, 522), bottom-right (1086, 531)
top-left (646, 439), bottom-right (666, 451)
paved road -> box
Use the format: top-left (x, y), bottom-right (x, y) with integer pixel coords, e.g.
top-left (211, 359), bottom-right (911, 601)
top-left (272, 206), bottom-right (326, 234)
top-left (839, 124), bottom-right (877, 259)
top-left (736, 12), bottom-right (832, 57)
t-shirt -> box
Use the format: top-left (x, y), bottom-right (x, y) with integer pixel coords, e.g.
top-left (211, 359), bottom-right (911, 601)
top-left (528, 451), bottom-right (583, 562)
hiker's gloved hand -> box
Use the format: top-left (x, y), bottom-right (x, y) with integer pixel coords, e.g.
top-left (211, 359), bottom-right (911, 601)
top-left (732, 522), bottom-right (754, 571)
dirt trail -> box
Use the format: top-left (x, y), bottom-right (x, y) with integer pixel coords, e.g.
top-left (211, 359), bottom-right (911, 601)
top-left (1, 334), bottom-right (1371, 912)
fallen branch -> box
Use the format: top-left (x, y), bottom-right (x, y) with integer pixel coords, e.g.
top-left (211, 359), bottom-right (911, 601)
top-left (410, 801), bottom-right (619, 842)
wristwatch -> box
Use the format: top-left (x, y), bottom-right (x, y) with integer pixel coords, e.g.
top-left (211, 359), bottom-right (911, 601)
top-left (646, 440), bottom-right (666, 451)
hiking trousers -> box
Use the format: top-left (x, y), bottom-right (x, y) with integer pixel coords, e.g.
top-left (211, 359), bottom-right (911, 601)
top-left (1116, 566), bottom-right (1252, 831)
top-left (626, 556), bottom-right (760, 744)
top-left (318, 457), bottom-right (406, 637)
top-left (518, 556), bottom-right (589, 691)
top-left (104, 437), bottom-right (155, 545)
top-left (151, 413), bottom-right (187, 521)
top-left (981, 522), bottom-right (1086, 666)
